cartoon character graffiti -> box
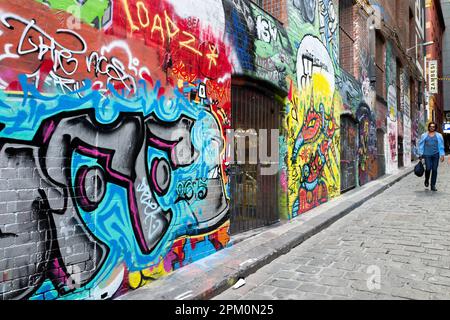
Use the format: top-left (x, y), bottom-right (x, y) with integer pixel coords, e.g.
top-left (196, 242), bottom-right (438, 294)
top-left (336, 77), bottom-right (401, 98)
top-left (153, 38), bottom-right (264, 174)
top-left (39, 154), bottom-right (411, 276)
top-left (290, 86), bottom-right (338, 217)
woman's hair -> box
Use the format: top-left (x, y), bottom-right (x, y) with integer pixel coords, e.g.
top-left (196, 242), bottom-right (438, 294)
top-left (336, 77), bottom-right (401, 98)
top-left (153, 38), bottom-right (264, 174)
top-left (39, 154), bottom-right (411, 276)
top-left (428, 121), bottom-right (437, 130)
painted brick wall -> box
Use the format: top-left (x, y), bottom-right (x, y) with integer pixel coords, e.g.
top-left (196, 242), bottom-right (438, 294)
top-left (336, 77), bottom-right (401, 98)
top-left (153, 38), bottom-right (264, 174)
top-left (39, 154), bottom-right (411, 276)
top-left (0, 0), bottom-right (425, 300)
top-left (0, 0), bottom-right (232, 300)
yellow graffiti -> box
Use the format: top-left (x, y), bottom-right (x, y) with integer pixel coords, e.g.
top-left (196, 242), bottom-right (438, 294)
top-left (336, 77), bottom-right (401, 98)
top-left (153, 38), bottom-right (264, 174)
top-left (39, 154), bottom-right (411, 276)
top-left (206, 44), bottom-right (219, 70)
top-left (151, 14), bottom-right (165, 42)
top-left (120, 1), bottom-right (214, 58)
top-left (127, 221), bottom-right (230, 290)
top-left (285, 73), bottom-right (341, 218)
top-left (179, 31), bottom-right (203, 56)
top-left (164, 10), bottom-right (180, 40)
top-left (136, 1), bottom-right (150, 28)
top-left (128, 271), bottom-right (143, 290)
top-left (121, 0), bottom-right (140, 32)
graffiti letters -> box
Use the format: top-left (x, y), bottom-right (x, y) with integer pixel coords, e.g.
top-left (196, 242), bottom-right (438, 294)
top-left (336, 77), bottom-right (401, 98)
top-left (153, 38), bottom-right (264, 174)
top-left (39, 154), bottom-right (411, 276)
top-left (256, 15), bottom-right (278, 43)
top-left (0, 0), bottom-right (232, 301)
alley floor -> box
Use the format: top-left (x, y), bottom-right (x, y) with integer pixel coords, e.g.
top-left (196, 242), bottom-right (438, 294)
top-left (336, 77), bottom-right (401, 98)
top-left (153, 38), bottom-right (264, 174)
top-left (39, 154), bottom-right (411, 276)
top-left (213, 160), bottom-right (450, 300)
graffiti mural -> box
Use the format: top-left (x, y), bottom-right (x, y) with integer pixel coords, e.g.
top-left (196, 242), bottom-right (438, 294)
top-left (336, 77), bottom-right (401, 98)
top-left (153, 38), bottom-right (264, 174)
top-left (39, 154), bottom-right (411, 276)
top-left (277, 1), bottom-right (341, 219)
top-left (287, 27), bottom-right (340, 217)
top-left (223, 0), bottom-right (341, 219)
top-left (0, 0), bottom-right (232, 300)
top-left (287, 78), bottom-right (340, 217)
top-left (224, 0), bottom-right (294, 90)
top-left (385, 42), bottom-right (398, 174)
top-left (293, 0), bottom-right (317, 24)
top-left (356, 103), bottom-right (377, 185)
top-left (401, 70), bottom-right (411, 167)
top-left (318, 0), bottom-right (338, 67)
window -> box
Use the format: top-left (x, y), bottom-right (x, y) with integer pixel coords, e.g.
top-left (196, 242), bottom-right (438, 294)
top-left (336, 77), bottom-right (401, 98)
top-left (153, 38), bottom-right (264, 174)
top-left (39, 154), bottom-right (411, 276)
top-left (375, 31), bottom-right (386, 97)
top-left (396, 59), bottom-right (402, 114)
top-left (339, 0), bottom-right (355, 76)
top-left (410, 77), bottom-right (415, 116)
top-left (409, 9), bottom-right (415, 50)
top-left (395, 0), bottom-right (401, 22)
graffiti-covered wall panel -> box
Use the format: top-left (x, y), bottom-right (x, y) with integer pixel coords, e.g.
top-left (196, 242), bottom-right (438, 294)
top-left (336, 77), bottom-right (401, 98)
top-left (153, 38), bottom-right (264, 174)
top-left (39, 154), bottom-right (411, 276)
top-left (224, 0), bottom-right (341, 220)
top-left (223, 0), bottom-right (295, 90)
top-left (1, 0), bottom-right (422, 300)
top-left (284, 0), bottom-right (341, 218)
top-left (0, 0), bottom-right (231, 300)
top-left (385, 41), bottom-right (398, 174)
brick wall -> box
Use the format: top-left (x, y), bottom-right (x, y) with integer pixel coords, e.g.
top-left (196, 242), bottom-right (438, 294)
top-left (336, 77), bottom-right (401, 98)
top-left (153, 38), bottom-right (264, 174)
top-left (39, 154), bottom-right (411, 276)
top-left (340, 0), bottom-right (355, 76)
top-left (0, 0), bottom-right (232, 300)
top-left (425, 0), bottom-right (445, 131)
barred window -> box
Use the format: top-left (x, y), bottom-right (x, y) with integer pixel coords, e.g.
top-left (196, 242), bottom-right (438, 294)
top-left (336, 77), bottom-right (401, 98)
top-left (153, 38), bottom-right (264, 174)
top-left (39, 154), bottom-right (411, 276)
top-left (339, 0), bottom-right (356, 76)
top-left (375, 31), bottom-right (386, 98)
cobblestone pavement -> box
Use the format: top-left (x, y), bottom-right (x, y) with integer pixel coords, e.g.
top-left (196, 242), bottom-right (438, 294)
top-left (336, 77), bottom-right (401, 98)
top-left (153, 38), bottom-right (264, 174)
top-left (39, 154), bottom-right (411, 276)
top-left (214, 160), bottom-right (450, 300)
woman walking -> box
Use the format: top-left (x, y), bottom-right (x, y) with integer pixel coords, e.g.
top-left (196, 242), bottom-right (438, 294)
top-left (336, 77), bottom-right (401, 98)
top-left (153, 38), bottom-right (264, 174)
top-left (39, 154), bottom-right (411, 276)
top-left (418, 122), bottom-right (445, 191)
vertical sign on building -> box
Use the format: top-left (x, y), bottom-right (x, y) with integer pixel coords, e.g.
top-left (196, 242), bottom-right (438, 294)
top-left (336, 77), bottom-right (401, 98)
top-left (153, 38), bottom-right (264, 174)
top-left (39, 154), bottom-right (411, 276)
top-left (428, 60), bottom-right (438, 94)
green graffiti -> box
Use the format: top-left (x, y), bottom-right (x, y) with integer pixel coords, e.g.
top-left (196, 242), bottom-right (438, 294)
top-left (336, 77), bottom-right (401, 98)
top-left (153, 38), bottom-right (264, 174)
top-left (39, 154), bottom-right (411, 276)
top-left (35, 0), bottom-right (112, 29)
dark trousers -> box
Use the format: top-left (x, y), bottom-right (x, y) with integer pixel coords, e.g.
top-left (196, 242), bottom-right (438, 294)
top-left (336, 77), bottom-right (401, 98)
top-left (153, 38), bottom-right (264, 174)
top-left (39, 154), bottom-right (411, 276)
top-left (424, 153), bottom-right (440, 187)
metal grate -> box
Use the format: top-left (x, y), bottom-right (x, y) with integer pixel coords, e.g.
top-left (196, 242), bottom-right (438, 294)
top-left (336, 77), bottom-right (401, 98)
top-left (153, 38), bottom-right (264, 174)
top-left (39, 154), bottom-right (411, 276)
top-left (228, 84), bottom-right (280, 235)
top-left (377, 129), bottom-right (386, 178)
top-left (398, 136), bottom-right (404, 168)
top-left (340, 115), bottom-right (358, 192)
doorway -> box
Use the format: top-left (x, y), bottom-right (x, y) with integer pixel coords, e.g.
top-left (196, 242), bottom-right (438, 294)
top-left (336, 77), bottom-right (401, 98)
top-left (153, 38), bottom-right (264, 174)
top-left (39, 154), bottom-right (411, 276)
top-left (228, 83), bottom-right (281, 234)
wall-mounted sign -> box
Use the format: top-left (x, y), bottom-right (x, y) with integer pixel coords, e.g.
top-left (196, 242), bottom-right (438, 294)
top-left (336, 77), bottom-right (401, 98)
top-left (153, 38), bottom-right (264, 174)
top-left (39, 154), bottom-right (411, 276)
top-left (443, 122), bottom-right (450, 134)
top-left (429, 60), bottom-right (438, 94)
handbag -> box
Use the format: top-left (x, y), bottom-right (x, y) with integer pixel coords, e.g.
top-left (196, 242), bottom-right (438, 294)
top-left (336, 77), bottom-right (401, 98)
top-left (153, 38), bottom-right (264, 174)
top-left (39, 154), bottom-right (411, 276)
top-left (414, 159), bottom-right (425, 177)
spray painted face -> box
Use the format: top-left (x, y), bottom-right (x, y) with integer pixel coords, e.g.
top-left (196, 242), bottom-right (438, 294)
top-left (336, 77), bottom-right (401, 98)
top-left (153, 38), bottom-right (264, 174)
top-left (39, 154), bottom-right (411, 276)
top-left (302, 108), bottom-right (322, 141)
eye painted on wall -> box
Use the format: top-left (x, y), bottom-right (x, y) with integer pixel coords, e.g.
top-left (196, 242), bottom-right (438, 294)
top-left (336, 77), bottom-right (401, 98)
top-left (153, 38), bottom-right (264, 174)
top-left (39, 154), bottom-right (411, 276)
top-left (75, 165), bottom-right (107, 212)
top-left (308, 118), bottom-right (316, 128)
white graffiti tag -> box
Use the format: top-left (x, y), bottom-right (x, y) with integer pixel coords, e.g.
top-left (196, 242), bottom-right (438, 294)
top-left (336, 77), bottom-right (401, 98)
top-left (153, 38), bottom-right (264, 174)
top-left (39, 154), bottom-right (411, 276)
top-left (136, 178), bottom-right (164, 240)
top-left (1, 14), bottom-right (87, 75)
top-left (0, 13), bottom-right (149, 94)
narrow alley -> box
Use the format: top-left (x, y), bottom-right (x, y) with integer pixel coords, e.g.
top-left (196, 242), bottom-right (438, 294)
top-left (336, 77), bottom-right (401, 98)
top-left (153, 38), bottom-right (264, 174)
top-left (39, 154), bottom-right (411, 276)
top-left (214, 160), bottom-right (450, 300)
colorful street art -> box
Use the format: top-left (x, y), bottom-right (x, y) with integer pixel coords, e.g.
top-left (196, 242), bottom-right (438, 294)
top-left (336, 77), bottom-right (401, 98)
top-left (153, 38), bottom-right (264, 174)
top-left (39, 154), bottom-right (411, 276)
top-left (0, 0), bottom-right (232, 300)
top-left (224, 0), bottom-right (295, 90)
top-left (385, 42), bottom-right (398, 174)
top-left (0, 0), bottom-right (420, 300)
top-left (225, 0), bottom-right (341, 220)
top-left (401, 70), bottom-right (412, 167)
top-left (35, 0), bottom-right (113, 29)
top-left (287, 74), bottom-right (340, 218)
top-left (285, 0), bottom-right (340, 219)
top-left (356, 103), bottom-right (377, 186)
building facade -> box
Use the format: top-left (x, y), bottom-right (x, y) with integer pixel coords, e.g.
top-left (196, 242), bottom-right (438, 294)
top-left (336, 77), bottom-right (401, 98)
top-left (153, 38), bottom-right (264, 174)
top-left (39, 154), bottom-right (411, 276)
top-left (0, 0), bottom-right (428, 300)
top-left (425, 0), bottom-right (446, 132)
top-left (440, 0), bottom-right (450, 151)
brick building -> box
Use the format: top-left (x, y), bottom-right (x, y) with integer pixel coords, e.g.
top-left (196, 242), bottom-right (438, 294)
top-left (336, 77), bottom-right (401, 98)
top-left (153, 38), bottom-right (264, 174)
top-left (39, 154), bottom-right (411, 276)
top-left (337, 0), bottom-right (426, 177)
top-left (0, 0), bottom-right (433, 300)
top-left (425, 0), bottom-right (446, 132)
